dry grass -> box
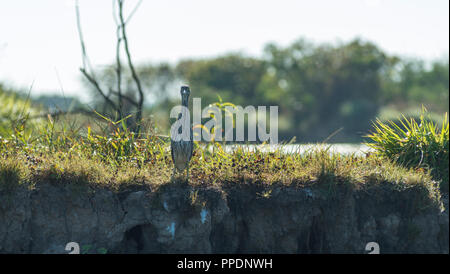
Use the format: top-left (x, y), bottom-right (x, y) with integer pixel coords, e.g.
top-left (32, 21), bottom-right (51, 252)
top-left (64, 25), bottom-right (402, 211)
top-left (0, 138), bottom-right (442, 206)
top-left (0, 108), bottom-right (444, 212)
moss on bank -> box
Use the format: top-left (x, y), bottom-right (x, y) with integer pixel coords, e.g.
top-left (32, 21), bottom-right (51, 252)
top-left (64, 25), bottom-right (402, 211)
top-left (0, 144), bottom-right (443, 214)
top-left (0, 138), bottom-right (447, 254)
top-left (0, 111), bottom-right (445, 214)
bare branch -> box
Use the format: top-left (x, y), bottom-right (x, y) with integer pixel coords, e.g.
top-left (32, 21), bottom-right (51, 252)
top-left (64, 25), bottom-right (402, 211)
top-left (118, 0), bottom-right (145, 132)
top-left (75, 0), bottom-right (94, 72)
top-left (80, 68), bottom-right (117, 110)
top-left (113, 1), bottom-right (124, 119)
top-left (124, 0), bottom-right (143, 25)
top-left (25, 109), bottom-right (102, 121)
top-left (74, 0), bottom-right (146, 133)
top-left (109, 88), bottom-right (138, 106)
top-left (116, 37), bottom-right (124, 118)
top-left (76, 1), bottom-right (119, 116)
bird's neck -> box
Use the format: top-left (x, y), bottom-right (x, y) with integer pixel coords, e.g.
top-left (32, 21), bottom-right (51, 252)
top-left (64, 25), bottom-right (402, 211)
top-left (178, 96), bottom-right (189, 120)
top-left (181, 96), bottom-right (189, 108)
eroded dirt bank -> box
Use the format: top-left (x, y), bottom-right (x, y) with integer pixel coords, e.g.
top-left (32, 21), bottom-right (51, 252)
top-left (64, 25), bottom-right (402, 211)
top-left (0, 182), bottom-right (448, 254)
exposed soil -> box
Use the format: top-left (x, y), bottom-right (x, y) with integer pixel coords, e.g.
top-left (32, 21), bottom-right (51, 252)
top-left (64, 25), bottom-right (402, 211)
top-left (0, 181), bottom-right (448, 254)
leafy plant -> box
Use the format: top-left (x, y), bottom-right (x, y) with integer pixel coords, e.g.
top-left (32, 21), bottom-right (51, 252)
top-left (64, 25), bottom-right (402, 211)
top-left (0, 89), bottom-right (43, 137)
top-left (81, 244), bottom-right (108, 254)
top-left (365, 107), bottom-right (449, 192)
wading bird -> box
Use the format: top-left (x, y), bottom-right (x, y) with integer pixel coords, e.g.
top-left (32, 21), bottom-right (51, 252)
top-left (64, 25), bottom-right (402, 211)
top-left (171, 86), bottom-right (194, 181)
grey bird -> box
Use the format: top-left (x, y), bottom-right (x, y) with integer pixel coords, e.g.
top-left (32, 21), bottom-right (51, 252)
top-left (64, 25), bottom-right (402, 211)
top-left (171, 86), bottom-right (194, 181)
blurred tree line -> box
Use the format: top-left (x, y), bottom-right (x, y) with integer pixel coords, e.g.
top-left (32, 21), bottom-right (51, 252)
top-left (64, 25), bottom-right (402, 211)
top-left (8, 38), bottom-right (446, 143)
top-left (85, 38), bottom-right (447, 142)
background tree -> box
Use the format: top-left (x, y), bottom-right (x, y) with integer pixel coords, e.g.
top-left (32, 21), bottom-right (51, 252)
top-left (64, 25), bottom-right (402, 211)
top-left (78, 37), bottom-right (449, 143)
top-left (76, 0), bottom-right (145, 133)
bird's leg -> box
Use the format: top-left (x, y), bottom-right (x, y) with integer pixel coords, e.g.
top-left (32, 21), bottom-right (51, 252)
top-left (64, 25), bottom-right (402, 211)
top-left (171, 167), bottom-right (177, 182)
top-left (186, 166), bottom-right (190, 182)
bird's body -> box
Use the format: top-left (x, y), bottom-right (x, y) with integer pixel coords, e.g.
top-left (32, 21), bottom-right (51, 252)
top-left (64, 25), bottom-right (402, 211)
top-left (170, 86), bottom-right (193, 181)
top-left (171, 139), bottom-right (193, 171)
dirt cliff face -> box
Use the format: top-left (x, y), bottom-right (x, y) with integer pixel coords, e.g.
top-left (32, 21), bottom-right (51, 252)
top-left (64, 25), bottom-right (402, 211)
top-left (0, 181), bottom-right (448, 254)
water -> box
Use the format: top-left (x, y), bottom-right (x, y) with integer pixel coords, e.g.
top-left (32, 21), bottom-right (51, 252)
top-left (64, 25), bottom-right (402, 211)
top-left (222, 143), bottom-right (372, 156)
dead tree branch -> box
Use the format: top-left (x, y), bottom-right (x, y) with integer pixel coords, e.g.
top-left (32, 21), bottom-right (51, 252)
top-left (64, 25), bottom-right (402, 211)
top-left (117, 0), bottom-right (145, 133)
top-left (75, 0), bottom-right (146, 133)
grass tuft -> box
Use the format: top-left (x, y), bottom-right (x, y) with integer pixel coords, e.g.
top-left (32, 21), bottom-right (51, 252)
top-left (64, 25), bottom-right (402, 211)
top-left (0, 103), bottom-right (444, 211)
top-left (365, 107), bottom-right (449, 193)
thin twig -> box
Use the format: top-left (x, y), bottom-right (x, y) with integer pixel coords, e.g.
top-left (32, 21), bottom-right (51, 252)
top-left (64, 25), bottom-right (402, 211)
top-left (74, 0), bottom-right (146, 133)
top-left (124, 0), bottom-right (143, 25)
top-left (26, 109), bottom-right (102, 120)
top-left (75, 0), bottom-right (94, 72)
top-left (113, 0), bottom-right (124, 120)
top-left (76, 1), bottom-right (118, 113)
top-left (80, 68), bottom-right (117, 110)
top-left (109, 88), bottom-right (138, 106)
top-left (118, 0), bottom-right (145, 132)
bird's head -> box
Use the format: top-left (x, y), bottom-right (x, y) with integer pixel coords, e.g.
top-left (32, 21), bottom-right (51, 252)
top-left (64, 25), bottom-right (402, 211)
top-left (180, 86), bottom-right (190, 97)
top-left (180, 86), bottom-right (190, 106)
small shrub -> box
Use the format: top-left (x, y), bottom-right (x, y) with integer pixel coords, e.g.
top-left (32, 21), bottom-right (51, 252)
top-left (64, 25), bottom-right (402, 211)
top-left (0, 157), bottom-right (29, 192)
top-left (365, 108), bottom-right (449, 193)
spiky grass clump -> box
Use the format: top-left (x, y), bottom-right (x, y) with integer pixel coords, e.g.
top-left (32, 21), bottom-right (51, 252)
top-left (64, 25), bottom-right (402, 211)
top-left (0, 89), bottom-right (44, 137)
top-left (0, 102), bottom-right (444, 210)
top-left (366, 108), bottom-right (449, 193)
top-left (0, 155), bottom-right (31, 192)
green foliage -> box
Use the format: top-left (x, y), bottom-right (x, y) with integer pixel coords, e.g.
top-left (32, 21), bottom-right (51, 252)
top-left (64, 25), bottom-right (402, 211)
top-left (262, 39), bottom-right (389, 142)
top-left (366, 108), bottom-right (449, 192)
top-left (382, 59), bottom-right (449, 113)
top-left (176, 54), bottom-right (267, 107)
top-left (0, 86), bottom-right (43, 137)
top-left (0, 105), bottom-right (443, 212)
top-left (110, 38), bottom-right (448, 143)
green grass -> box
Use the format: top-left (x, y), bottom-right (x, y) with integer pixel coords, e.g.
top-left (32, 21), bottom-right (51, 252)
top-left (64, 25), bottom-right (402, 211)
top-left (365, 108), bottom-right (449, 193)
top-left (378, 106), bottom-right (446, 127)
top-left (0, 128), bottom-right (442, 208)
top-left (0, 100), bottom-right (445, 214)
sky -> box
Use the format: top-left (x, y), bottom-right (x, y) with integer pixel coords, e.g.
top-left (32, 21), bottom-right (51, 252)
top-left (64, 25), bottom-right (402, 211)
top-left (0, 0), bottom-right (448, 102)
